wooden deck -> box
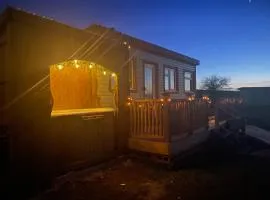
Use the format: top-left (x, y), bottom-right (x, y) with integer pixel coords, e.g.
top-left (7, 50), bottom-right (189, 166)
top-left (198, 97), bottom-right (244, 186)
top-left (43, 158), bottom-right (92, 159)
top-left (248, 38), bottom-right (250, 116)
top-left (128, 128), bottom-right (209, 156)
top-left (128, 99), bottom-right (210, 157)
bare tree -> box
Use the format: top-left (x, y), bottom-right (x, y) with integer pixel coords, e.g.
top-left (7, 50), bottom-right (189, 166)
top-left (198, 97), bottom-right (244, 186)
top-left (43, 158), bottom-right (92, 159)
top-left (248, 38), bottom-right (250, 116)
top-left (201, 75), bottom-right (230, 127)
top-left (201, 75), bottom-right (230, 90)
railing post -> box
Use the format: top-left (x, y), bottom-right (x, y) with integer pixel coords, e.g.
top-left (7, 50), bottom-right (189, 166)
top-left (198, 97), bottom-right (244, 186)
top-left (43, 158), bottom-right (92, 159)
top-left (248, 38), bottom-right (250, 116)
top-left (163, 102), bottom-right (171, 142)
top-left (188, 100), bottom-right (194, 134)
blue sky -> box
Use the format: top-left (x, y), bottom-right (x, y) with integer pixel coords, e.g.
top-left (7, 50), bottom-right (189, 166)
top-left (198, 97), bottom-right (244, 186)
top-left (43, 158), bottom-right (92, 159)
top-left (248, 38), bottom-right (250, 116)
top-left (1, 0), bottom-right (270, 88)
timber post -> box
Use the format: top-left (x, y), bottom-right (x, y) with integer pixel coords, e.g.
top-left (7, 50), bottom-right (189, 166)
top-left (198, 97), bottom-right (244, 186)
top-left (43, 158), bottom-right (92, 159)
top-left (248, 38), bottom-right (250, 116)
top-left (163, 102), bottom-right (171, 143)
top-left (115, 47), bottom-right (130, 152)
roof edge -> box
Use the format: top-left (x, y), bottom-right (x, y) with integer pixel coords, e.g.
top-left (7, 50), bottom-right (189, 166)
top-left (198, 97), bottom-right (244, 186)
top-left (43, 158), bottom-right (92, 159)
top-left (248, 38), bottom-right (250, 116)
top-left (87, 24), bottom-right (200, 66)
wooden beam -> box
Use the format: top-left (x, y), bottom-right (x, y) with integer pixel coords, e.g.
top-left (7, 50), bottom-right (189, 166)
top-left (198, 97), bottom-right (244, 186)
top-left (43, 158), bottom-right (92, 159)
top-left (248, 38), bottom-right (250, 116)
top-left (163, 103), bottom-right (170, 142)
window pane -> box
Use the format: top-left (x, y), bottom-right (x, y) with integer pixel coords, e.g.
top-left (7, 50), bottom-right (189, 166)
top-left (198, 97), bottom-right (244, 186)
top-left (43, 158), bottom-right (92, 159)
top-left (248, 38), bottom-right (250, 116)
top-left (164, 67), bottom-right (176, 91)
top-left (170, 69), bottom-right (175, 90)
top-left (185, 72), bottom-right (192, 79)
top-left (110, 76), bottom-right (117, 90)
top-left (165, 76), bottom-right (169, 91)
top-left (145, 66), bottom-right (153, 98)
top-left (185, 79), bottom-right (191, 91)
top-left (164, 68), bottom-right (169, 76)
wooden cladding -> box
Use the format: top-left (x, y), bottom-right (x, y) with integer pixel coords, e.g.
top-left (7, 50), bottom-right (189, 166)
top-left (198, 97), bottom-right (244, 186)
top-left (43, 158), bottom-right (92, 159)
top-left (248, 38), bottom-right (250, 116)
top-left (129, 99), bottom-right (209, 141)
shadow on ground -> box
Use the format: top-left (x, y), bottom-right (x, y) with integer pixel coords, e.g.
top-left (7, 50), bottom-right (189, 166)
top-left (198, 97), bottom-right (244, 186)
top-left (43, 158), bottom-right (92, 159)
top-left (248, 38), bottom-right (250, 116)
top-left (32, 133), bottom-right (270, 200)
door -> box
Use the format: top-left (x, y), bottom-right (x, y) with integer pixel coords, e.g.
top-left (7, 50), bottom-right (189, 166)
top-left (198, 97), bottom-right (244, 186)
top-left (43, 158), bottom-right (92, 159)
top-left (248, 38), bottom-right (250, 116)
top-left (144, 63), bottom-right (156, 99)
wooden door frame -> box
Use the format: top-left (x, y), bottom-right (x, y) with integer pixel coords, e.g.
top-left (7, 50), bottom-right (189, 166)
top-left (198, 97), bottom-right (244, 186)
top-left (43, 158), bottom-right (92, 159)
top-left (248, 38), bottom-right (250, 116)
top-left (142, 60), bottom-right (159, 99)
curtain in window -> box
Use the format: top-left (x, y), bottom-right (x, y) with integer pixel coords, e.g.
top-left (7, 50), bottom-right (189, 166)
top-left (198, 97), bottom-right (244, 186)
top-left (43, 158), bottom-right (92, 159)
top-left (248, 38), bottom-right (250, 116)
top-left (50, 63), bottom-right (98, 110)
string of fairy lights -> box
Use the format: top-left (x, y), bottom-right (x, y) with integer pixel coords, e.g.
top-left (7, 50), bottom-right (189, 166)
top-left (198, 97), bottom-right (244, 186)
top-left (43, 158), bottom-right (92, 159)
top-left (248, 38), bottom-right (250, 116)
top-left (53, 59), bottom-right (117, 78)
top-left (4, 8), bottom-right (212, 111)
top-left (126, 95), bottom-right (211, 107)
top-left (53, 38), bottom-right (134, 77)
top-left (51, 41), bottom-right (211, 108)
top-left (121, 40), bottom-right (212, 106)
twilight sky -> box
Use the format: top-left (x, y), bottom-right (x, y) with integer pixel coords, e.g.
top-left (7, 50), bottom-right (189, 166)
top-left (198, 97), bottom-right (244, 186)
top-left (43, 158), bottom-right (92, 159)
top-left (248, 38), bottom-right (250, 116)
top-left (1, 0), bottom-right (270, 88)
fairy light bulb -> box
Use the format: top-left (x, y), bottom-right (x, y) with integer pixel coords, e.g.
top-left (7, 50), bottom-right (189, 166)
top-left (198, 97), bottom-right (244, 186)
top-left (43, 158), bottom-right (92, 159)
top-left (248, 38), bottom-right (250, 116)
top-left (103, 71), bottom-right (107, 75)
top-left (89, 63), bottom-right (93, 69)
top-left (57, 64), bottom-right (63, 70)
top-left (111, 73), bottom-right (116, 77)
top-left (76, 64), bottom-right (79, 68)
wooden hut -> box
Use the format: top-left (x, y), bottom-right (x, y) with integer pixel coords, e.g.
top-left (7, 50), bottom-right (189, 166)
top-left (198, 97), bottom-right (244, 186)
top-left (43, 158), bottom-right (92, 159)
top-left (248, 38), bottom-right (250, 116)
top-left (50, 60), bottom-right (119, 172)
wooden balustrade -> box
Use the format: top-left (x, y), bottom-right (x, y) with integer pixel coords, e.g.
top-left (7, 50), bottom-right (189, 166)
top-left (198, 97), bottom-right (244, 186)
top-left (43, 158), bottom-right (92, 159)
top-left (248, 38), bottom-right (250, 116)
top-left (129, 99), bottom-right (210, 140)
top-left (169, 99), bottom-right (209, 136)
top-left (129, 100), bottom-right (165, 139)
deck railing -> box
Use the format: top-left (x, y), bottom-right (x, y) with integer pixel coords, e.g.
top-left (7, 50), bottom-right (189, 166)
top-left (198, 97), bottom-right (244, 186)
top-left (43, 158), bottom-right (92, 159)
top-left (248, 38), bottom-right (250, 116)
top-left (169, 100), bottom-right (209, 136)
top-left (129, 99), bottom-right (210, 141)
top-left (129, 100), bottom-right (165, 139)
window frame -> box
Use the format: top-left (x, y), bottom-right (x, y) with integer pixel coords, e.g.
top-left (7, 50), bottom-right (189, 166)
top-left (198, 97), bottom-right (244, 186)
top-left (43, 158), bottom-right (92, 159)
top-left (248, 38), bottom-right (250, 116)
top-left (142, 60), bottom-right (159, 99)
top-left (163, 65), bottom-right (178, 93)
top-left (184, 71), bottom-right (193, 92)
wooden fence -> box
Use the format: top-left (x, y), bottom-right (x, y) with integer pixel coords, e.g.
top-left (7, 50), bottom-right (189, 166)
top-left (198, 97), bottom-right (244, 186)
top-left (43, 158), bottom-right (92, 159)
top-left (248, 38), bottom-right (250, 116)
top-left (129, 99), bottom-right (210, 141)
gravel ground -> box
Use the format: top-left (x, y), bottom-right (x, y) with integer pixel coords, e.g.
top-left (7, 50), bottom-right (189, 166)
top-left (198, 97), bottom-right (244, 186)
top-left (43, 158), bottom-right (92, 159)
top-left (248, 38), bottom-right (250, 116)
top-left (32, 133), bottom-right (270, 200)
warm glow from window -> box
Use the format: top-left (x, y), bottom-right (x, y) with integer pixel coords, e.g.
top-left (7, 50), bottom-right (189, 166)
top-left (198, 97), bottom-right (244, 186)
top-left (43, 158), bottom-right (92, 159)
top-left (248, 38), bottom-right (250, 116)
top-left (50, 60), bottom-right (118, 112)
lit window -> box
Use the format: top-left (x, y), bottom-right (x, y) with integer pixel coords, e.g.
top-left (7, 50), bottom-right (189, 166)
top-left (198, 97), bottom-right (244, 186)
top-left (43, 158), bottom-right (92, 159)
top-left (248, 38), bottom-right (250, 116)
top-left (184, 72), bottom-right (192, 92)
top-left (164, 67), bottom-right (176, 91)
top-left (129, 57), bottom-right (136, 90)
top-left (109, 74), bottom-right (117, 92)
